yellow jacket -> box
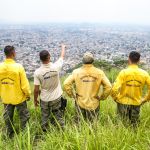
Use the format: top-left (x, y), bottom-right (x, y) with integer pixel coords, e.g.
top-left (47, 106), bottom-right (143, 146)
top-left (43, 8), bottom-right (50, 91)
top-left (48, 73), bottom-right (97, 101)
top-left (0, 59), bottom-right (31, 105)
top-left (64, 64), bottom-right (112, 110)
top-left (111, 65), bottom-right (150, 105)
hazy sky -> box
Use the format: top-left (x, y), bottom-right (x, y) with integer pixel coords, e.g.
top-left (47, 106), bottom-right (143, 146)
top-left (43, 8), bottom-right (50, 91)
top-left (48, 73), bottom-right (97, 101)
top-left (0, 0), bottom-right (150, 25)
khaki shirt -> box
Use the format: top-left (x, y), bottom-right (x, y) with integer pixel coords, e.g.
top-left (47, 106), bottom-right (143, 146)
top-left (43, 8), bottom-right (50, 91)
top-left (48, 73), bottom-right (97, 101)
top-left (34, 58), bottom-right (63, 102)
top-left (64, 64), bottom-right (112, 110)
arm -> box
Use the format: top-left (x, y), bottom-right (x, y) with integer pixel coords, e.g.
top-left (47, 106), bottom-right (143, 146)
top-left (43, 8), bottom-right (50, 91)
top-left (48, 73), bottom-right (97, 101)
top-left (100, 72), bottom-right (112, 100)
top-left (60, 44), bottom-right (66, 59)
top-left (111, 71), bottom-right (124, 101)
top-left (63, 73), bottom-right (75, 99)
top-left (34, 85), bottom-right (40, 107)
top-left (142, 75), bottom-right (150, 105)
top-left (20, 66), bottom-right (31, 99)
top-left (54, 44), bottom-right (66, 72)
top-left (34, 72), bottom-right (41, 107)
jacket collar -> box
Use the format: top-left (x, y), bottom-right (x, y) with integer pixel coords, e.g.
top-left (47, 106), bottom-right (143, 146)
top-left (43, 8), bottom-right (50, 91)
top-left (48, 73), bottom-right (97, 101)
top-left (83, 64), bottom-right (94, 68)
top-left (4, 59), bottom-right (15, 63)
top-left (41, 62), bottom-right (51, 67)
top-left (128, 64), bottom-right (138, 69)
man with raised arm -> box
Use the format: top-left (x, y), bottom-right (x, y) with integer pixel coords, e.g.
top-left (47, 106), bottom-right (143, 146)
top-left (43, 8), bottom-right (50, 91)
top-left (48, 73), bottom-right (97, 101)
top-left (111, 51), bottom-right (150, 127)
top-left (34, 44), bottom-right (65, 131)
top-left (0, 46), bottom-right (31, 138)
top-left (64, 52), bottom-right (111, 122)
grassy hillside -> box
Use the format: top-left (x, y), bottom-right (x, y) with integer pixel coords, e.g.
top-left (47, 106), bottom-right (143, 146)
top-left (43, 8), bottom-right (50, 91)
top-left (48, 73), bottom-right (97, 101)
top-left (0, 68), bottom-right (150, 150)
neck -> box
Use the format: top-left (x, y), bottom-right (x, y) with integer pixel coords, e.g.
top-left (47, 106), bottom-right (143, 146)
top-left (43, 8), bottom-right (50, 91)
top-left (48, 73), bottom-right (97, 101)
top-left (42, 61), bottom-right (50, 64)
top-left (6, 57), bottom-right (14, 60)
top-left (129, 63), bottom-right (138, 66)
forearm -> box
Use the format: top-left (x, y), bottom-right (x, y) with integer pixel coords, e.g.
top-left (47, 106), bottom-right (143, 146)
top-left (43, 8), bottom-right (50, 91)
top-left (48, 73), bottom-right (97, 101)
top-left (100, 87), bottom-right (112, 100)
top-left (143, 91), bottom-right (150, 102)
top-left (64, 85), bottom-right (74, 98)
top-left (34, 90), bottom-right (39, 102)
top-left (60, 44), bottom-right (65, 59)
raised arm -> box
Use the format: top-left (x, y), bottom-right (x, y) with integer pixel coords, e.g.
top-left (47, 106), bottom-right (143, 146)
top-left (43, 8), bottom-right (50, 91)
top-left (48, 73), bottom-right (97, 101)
top-left (54, 44), bottom-right (66, 71)
top-left (60, 44), bottom-right (66, 59)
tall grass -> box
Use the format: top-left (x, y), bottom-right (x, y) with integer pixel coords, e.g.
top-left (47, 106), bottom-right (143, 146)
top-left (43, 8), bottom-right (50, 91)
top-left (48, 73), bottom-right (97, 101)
top-left (0, 73), bottom-right (150, 150)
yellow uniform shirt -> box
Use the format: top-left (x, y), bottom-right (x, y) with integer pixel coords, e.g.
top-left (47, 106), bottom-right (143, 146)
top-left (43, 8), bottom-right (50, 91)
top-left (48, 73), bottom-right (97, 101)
top-left (64, 64), bottom-right (112, 110)
top-left (111, 65), bottom-right (150, 105)
top-left (0, 59), bottom-right (31, 105)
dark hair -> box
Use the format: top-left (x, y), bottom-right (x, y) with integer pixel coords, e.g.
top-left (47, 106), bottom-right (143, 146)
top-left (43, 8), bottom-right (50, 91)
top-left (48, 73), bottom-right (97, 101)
top-left (4, 45), bottom-right (15, 56)
top-left (129, 51), bottom-right (141, 63)
top-left (39, 50), bottom-right (50, 62)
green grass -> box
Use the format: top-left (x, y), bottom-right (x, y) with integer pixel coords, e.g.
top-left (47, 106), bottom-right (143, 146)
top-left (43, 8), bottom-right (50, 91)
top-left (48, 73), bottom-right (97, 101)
top-left (0, 79), bottom-right (150, 150)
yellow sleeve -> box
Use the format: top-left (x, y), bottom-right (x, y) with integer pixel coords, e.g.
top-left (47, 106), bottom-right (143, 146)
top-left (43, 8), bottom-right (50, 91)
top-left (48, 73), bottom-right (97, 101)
top-left (63, 73), bottom-right (75, 98)
top-left (111, 71), bottom-right (124, 101)
top-left (20, 66), bottom-right (31, 98)
top-left (0, 83), bottom-right (1, 100)
top-left (143, 74), bottom-right (150, 102)
top-left (100, 72), bottom-right (112, 100)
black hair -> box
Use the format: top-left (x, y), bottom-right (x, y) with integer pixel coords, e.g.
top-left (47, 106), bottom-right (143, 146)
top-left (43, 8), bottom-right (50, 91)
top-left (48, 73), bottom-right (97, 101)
top-left (39, 50), bottom-right (50, 62)
top-left (4, 45), bottom-right (15, 57)
top-left (129, 51), bottom-right (141, 63)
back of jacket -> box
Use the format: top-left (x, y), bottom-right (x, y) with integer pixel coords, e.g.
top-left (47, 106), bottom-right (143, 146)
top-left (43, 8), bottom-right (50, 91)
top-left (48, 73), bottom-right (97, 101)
top-left (111, 65), bottom-right (150, 105)
top-left (64, 64), bottom-right (111, 110)
top-left (0, 59), bottom-right (31, 105)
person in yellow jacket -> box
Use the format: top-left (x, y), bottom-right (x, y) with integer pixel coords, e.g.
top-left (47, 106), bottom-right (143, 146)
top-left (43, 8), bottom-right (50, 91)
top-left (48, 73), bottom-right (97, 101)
top-left (111, 51), bottom-right (150, 126)
top-left (64, 52), bottom-right (111, 122)
top-left (0, 46), bottom-right (31, 138)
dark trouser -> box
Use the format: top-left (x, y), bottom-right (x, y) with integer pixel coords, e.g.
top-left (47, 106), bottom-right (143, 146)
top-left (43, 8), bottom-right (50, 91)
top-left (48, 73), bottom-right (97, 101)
top-left (117, 102), bottom-right (140, 126)
top-left (40, 97), bottom-right (64, 130)
top-left (76, 104), bottom-right (100, 122)
top-left (3, 101), bottom-right (30, 135)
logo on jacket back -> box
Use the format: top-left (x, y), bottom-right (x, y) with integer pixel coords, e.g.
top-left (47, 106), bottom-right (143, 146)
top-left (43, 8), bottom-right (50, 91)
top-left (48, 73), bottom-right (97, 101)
top-left (1, 78), bottom-right (14, 85)
top-left (80, 75), bottom-right (97, 82)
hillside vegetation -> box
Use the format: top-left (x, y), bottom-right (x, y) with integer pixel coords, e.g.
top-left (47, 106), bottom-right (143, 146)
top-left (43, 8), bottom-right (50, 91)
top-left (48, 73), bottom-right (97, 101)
top-left (0, 61), bottom-right (150, 150)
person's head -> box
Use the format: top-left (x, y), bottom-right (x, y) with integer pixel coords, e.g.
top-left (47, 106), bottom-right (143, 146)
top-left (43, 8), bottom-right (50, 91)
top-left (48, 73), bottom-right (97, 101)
top-left (39, 50), bottom-right (50, 64)
top-left (128, 51), bottom-right (141, 65)
top-left (82, 52), bottom-right (94, 64)
top-left (4, 45), bottom-right (16, 59)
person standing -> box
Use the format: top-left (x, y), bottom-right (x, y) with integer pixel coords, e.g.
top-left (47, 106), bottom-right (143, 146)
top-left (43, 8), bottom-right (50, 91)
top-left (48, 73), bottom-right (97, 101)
top-left (111, 51), bottom-right (150, 127)
top-left (0, 46), bottom-right (31, 138)
top-left (64, 52), bottom-right (111, 122)
top-left (34, 44), bottom-right (65, 131)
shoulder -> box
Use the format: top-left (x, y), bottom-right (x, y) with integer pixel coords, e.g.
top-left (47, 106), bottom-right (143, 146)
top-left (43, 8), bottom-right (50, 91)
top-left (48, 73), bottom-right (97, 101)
top-left (34, 67), bottom-right (42, 76)
top-left (92, 66), bottom-right (106, 75)
top-left (72, 67), bottom-right (82, 74)
top-left (0, 62), bottom-right (4, 67)
top-left (138, 68), bottom-right (149, 76)
top-left (15, 63), bottom-right (25, 71)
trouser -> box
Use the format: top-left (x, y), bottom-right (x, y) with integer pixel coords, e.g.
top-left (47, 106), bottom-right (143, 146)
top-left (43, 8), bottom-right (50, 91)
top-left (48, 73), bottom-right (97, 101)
top-left (76, 104), bottom-right (100, 122)
top-left (40, 97), bottom-right (64, 130)
top-left (117, 102), bottom-right (140, 126)
top-left (3, 101), bottom-right (30, 135)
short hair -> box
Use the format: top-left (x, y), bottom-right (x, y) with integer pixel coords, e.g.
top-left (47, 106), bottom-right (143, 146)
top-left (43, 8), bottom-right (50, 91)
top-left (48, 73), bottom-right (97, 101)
top-left (39, 50), bottom-right (50, 62)
top-left (129, 51), bottom-right (141, 63)
top-left (4, 46), bottom-right (15, 57)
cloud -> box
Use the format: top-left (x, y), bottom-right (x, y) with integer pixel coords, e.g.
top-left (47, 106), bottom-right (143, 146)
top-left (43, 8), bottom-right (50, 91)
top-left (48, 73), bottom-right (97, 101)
top-left (0, 0), bottom-right (150, 24)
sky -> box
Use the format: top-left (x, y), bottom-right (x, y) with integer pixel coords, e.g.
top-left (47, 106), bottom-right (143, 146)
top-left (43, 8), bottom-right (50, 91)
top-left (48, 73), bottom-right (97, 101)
top-left (0, 0), bottom-right (150, 25)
